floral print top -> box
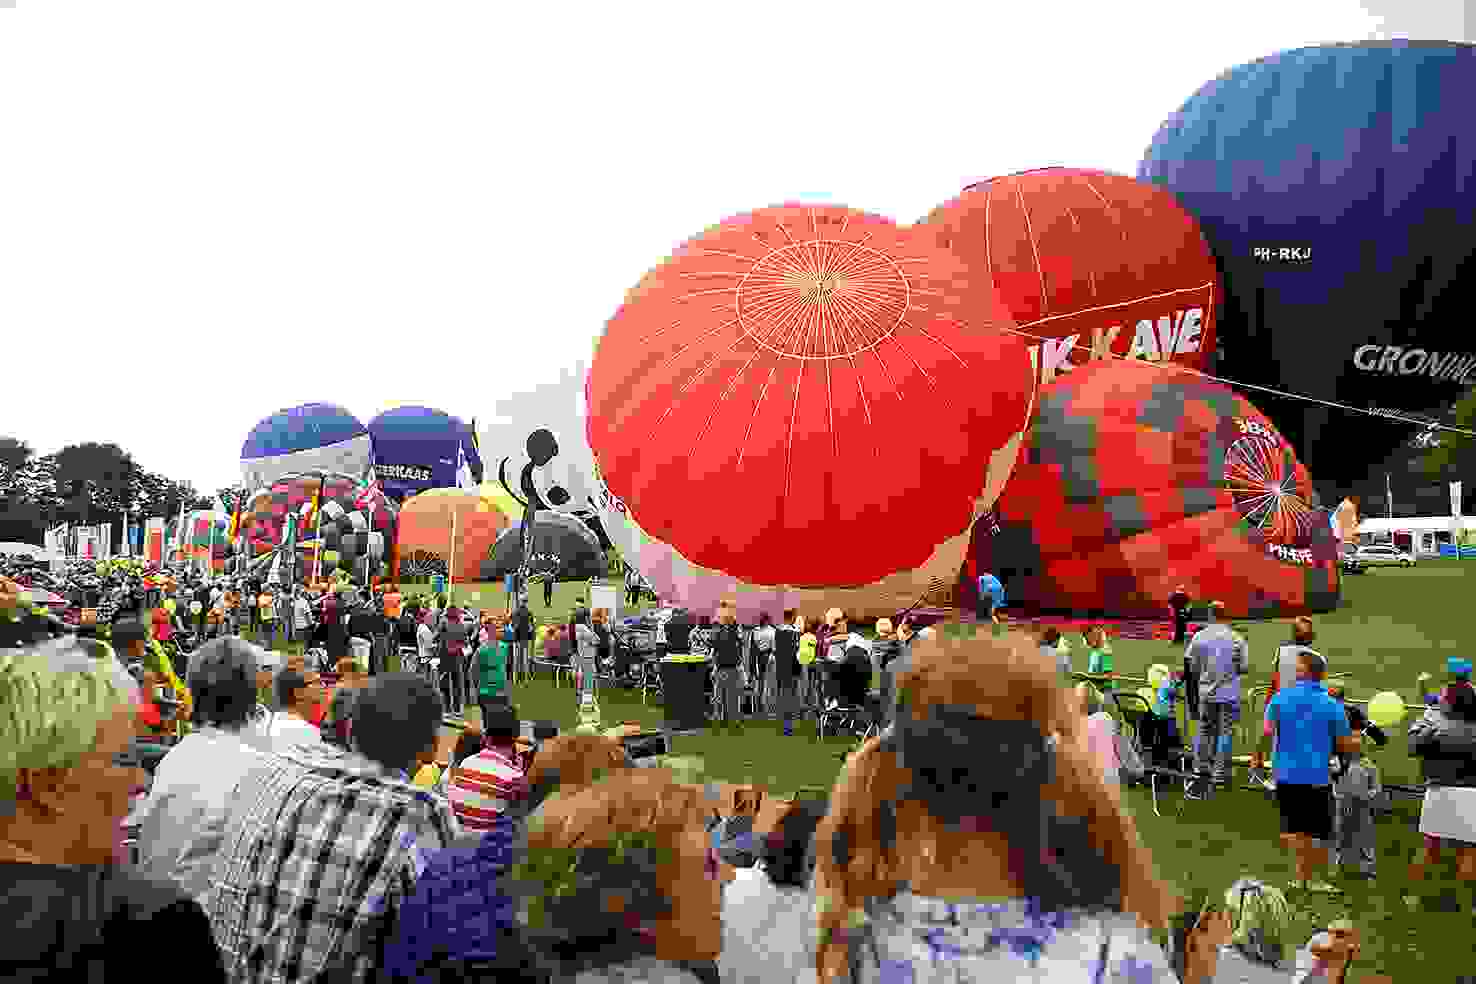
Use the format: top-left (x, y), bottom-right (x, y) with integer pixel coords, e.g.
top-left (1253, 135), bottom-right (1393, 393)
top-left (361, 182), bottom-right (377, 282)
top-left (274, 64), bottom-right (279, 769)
top-left (852, 893), bottom-right (1175, 984)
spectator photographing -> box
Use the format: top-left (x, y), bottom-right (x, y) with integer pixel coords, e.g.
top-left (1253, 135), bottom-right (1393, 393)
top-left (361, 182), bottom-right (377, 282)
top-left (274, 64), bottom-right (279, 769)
top-left (0, 639), bottom-right (226, 981)
top-left (1263, 648), bottom-right (1360, 895)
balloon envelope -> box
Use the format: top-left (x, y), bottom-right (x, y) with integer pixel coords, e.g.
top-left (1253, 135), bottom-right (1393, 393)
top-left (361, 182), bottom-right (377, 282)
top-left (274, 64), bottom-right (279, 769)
top-left (1139, 41), bottom-right (1476, 494)
top-left (962, 359), bottom-right (1342, 618)
top-left (484, 514), bottom-right (603, 582)
top-left (397, 487), bottom-right (512, 584)
top-left (922, 167), bottom-right (1220, 390)
top-left (1366, 691), bottom-right (1406, 729)
top-left (588, 202), bottom-right (1035, 590)
top-left (241, 403), bottom-right (370, 490)
top-left (368, 406), bottom-right (481, 501)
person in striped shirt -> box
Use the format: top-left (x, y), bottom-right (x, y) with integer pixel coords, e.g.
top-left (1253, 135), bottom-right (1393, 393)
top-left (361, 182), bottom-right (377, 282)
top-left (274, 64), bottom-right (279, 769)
top-left (447, 704), bottom-right (529, 834)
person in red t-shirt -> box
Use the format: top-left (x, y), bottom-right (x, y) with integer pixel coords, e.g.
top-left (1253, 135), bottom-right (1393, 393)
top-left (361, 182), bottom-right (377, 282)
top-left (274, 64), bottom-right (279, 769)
top-left (151, 606), bottom-right (174, 644)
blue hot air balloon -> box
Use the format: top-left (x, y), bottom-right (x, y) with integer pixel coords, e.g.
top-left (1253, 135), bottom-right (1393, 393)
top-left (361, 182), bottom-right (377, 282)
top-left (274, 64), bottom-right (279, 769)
top-left (1139, 40), bottom-right (1476, 498)
top-left (368, 406), bottom-right (482, 501)
top-left (241, 404), bottom-right (371, 490)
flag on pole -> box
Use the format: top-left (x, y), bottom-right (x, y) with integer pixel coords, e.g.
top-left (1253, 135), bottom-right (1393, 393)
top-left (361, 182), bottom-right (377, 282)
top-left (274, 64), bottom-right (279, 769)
top-left (1386, 473), bottom-right (1394, 520)
top-left (302, 473), bottom-right (327, 532)
top-left (456, 442), bottom-right (475, 490)
top-left (227, 488), bottom-right (245, 541)
top-left (1453, 481), bottom-right (1464, 519)
top-left (355, 475), bottom-right (382, 510)
top-left (448, 505), bottom-right (458, 600)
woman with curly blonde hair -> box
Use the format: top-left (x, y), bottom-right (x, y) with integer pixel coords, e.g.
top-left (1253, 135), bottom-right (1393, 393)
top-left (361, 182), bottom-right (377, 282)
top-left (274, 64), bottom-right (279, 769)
top-left (811, 628), bottom-right (1177, 983)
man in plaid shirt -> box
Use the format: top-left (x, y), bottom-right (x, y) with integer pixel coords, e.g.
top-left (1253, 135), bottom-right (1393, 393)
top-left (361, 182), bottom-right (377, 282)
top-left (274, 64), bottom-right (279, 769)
top-left (202, 673), bottom-right (457, 983)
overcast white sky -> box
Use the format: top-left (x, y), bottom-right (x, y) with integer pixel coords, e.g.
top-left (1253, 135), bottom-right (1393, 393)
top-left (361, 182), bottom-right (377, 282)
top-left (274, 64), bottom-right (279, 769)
top-left (2, 0), bottom-right (1468, 495)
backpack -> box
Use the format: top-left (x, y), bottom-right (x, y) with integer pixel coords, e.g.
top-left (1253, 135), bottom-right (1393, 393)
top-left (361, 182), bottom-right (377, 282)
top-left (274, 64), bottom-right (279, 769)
top-left (773, 628), bottom-right (800, 681)
top-left (445, 622), bottom-right (468, 658)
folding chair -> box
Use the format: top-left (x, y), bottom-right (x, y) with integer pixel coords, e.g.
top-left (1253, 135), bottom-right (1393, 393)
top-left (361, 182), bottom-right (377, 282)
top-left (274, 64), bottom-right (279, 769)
top-left (1238, 686), bottom-right (1275, 792)
top-left (816, 699), bottom-right (878, 742)
top-left (530, 653), bottom-right (571, 687)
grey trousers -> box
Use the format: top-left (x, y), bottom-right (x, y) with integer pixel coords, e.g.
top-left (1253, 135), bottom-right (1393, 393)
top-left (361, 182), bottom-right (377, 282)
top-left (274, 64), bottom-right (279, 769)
top-left (1333, 797), bottom-right (1378, 874)
top-left (714, 666), bottom-right (742, 722)
top-left (1194, 700), bottom-right (1239, 779)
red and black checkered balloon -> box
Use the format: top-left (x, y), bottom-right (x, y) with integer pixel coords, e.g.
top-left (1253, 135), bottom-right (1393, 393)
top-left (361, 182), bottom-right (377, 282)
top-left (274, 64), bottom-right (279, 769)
top-left (960, 359), bottom-right (1341, 618)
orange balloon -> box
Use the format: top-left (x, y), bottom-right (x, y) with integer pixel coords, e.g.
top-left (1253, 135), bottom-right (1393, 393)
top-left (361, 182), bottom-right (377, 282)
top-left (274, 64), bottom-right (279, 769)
top-left (397, 489), bottom-right (512, 583)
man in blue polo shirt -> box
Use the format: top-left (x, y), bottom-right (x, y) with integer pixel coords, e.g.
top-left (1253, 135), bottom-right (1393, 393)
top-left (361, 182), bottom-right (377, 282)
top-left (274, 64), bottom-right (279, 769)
top-left (976, 572), bottom-right (1004, 623)
top-left (1264, 648), bottom-right (1361, 895)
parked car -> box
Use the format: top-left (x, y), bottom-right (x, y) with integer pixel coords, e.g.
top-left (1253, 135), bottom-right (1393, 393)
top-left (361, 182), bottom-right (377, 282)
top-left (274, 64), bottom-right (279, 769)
top-left (1353, 544), bottom-right (1417, 568)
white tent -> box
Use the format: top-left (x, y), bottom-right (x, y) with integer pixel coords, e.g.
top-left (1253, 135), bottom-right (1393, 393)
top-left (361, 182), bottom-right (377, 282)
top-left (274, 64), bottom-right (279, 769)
top-left (1356, 516), bottom-right (1465, 555)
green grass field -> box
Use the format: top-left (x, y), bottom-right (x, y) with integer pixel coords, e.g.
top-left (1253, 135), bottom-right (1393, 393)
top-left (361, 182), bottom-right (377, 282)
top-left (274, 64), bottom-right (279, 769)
top-left (243, 562), bottom-right (1476, 978)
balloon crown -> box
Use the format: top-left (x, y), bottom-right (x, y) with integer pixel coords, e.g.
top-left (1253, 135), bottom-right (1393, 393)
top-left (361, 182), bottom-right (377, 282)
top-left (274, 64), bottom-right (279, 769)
top-left (1449, 657), bottom-right (1473, 678)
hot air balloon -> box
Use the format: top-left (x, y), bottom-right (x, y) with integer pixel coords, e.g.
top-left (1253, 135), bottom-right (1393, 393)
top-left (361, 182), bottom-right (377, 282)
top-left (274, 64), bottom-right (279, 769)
top-left (960, 359), bottom-right (1342, 619)
top-left (587, 203), bottom-right (1036, 611)
top-left (238, 472), bottom-right (397, 583)
top-left (396, 487), bottom-right (513, 582)
top-left (1138, 40), bottom-right (1476, 498)
top-left (368, 406), bottom-right (482, 502)
top-left (920, 167), bottom-right (1220, 390)
top-left (483, 513), bottom-right (605, 583)
top-left (240, 404), bottom-right (371, 490)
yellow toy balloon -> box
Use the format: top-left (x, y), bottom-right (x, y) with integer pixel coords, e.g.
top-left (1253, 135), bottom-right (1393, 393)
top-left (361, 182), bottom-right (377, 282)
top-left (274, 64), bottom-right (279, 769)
top-left (1367, 691), bottom-right (1407, 729)
top-left (1147, 664), bottom-right (1173, 691)
top-left (1137, 687), bottom-right (1158, 708)
top-left (164, 599), bottom-right (176, 614)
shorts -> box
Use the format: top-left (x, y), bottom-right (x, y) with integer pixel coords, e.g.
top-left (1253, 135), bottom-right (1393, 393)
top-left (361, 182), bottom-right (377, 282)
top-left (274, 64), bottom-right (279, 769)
top-left (1419, 786), bottom-right (1476, 845)
top-left (1276, 783), bottom-right (1333, 841)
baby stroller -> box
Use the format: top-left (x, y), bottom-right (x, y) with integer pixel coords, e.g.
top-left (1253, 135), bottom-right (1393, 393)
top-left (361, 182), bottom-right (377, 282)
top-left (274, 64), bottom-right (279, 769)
top-left (817, 645), bottom-right (879, 741)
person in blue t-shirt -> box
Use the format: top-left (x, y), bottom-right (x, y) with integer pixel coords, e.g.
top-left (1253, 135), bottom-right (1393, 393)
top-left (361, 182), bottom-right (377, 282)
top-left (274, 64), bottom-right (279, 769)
top-left (1263, 648), bottom-right (1360, 895)
top-left (975, 573), bottom-right (1003, 623)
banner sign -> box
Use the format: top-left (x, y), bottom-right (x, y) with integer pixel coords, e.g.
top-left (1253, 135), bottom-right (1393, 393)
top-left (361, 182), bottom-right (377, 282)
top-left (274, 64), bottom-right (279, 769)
top-left (145, 517), bottom-right (166, 564)
top-left (1454, 481), bottom-right (1465, 519)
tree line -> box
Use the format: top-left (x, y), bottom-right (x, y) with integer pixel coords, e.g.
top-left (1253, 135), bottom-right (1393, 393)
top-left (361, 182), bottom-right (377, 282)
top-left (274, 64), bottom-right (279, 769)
top-left (0, 436), bottom-right (217, 550)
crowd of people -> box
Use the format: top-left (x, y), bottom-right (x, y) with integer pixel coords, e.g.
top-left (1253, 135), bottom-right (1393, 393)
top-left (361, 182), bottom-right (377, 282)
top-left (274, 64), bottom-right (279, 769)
top-left (1045, 596), bottom-right (1476, 911)
top-left (3, 554), bottom-right (1469, 981)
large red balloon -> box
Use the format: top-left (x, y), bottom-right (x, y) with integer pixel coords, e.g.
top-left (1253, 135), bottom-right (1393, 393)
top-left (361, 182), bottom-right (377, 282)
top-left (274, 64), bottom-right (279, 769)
top-left (589, 203), bottom-right (1035, 589)
top-left (961, 359), bottom-right (1341, 619)
top-left (922, 168), bottom-right (1219, 390)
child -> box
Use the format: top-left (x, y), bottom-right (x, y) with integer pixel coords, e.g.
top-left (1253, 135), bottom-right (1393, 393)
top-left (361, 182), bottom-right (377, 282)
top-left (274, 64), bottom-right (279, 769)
top-left (1152, 669), bottom-right (1184, 745)
top-left (1084, 625), bottom-right (1114, 691)
top-left (1330, 702), bottom-right (1386, 879)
